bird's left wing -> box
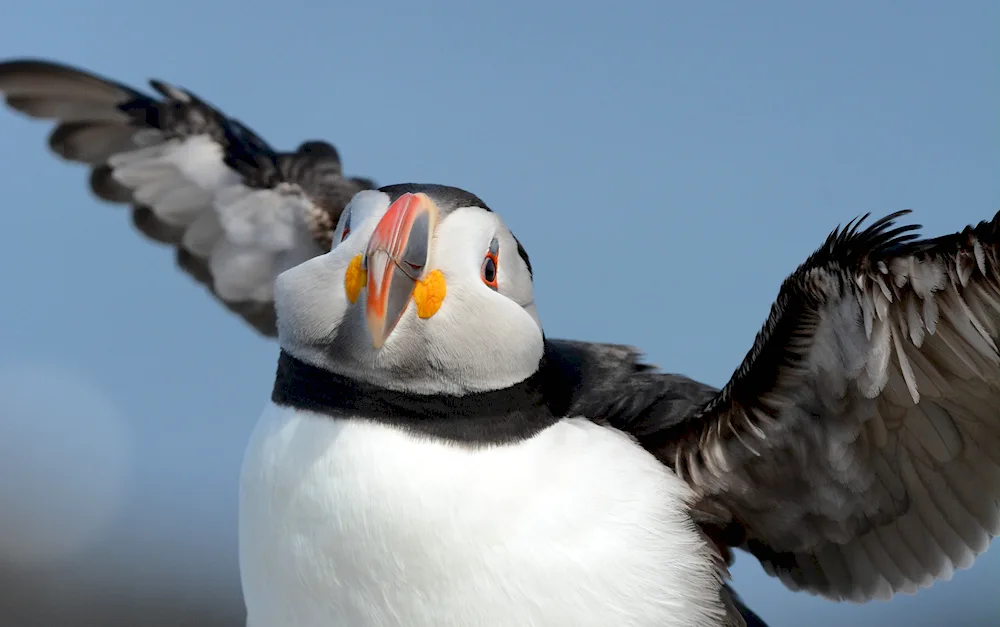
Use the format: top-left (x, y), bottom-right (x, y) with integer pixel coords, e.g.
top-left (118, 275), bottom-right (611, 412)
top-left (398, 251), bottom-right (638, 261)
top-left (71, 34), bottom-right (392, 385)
top-left (0, 58), bottom-right (375, 336)
top-left (591, 211), bottom-right (1000, 603)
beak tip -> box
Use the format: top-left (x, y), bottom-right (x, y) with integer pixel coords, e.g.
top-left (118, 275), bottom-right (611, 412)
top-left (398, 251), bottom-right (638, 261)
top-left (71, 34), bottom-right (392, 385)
top-left (365, 310), bottom-right (386, 349)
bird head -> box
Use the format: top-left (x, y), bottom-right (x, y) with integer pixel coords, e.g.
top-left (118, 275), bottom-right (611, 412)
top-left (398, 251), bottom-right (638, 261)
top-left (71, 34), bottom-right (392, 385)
top-left (275, 184), bottom-right (543, 394)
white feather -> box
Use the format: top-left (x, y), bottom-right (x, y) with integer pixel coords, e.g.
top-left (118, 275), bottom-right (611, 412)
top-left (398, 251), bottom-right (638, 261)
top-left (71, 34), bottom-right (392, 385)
top-left (181, 210), bottom-right (225, 258)
top-left (239, 404), bottom-right (728, 627)
top-left (167, 134), bottom-right (240, 191)
top-left (213, 185), bottom-right (303, 251)
top-left (109, 135), bottom-right (240, 227)
top-left (208, 240), bottom-right (276, 302)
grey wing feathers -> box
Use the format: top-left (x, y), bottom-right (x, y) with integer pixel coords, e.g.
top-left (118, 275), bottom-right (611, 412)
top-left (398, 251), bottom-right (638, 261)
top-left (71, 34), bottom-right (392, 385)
top-left (0, 58), bottom-right (143, 122)
top-left (0, 57), bottom-right (376, 337)
top-left (617, 210), bottom-right (1000, 602)
top-left (226, 140), bottom-right (377, 251)
top-left (0, 59), bottom-right (155, 201)
top-left (542, 338), bottom-right (718, 430)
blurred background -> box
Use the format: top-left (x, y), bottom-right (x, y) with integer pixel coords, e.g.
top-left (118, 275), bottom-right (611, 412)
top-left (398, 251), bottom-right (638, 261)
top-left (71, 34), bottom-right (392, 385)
top-left (0, 1), bottom-right (997, 626)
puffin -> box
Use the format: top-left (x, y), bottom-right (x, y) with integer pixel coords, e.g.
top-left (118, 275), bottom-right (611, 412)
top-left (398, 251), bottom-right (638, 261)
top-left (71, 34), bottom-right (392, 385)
top-left (0, 58), bottom-right (375, 335)
top-left (2, 58), bottom-right (997, 624)
top-left (239, 183), bottom-right (1000, 627)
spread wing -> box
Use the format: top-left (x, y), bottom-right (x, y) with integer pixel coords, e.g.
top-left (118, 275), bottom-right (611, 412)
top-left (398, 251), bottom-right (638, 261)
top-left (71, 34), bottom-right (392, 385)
top-left (0, 58), bottom-right (376, 336)
top-left (591, 211), bottom-right (1000, 602)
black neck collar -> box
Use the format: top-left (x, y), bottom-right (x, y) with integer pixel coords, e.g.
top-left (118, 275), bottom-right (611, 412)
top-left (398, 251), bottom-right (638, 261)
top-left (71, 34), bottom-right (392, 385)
top-left (271, 350), bottom-right (569, 446)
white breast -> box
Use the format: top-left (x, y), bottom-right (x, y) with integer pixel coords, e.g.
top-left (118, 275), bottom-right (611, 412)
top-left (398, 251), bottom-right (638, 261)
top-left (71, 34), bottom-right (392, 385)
top-left (239, 402), bottom-right (728, 627)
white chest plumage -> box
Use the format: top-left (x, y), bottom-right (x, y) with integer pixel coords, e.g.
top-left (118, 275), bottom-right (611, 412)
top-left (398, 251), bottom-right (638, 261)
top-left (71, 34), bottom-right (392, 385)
top-left (239, 402), bottom-right (728, 627)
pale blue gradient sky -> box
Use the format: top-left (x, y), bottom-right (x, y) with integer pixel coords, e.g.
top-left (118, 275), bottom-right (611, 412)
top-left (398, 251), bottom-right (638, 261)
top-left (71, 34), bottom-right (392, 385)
top-left (0, 1), bottom-right (997, 625)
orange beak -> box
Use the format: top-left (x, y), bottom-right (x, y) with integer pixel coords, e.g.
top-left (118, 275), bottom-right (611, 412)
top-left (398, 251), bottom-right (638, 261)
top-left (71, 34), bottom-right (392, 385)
top-left (365, 192), bottom-right (438, 348)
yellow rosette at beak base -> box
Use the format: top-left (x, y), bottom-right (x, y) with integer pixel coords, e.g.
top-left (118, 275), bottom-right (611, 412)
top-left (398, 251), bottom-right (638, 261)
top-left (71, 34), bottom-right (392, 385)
top-left (344, 254), bottom-right (367, 304)
top-left (412, 270), bottom-right (446, 319)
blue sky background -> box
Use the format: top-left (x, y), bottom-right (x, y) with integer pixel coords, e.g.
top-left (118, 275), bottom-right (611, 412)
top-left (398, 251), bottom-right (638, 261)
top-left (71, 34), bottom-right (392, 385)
top-left (0, 1), bottom-right (997, 625)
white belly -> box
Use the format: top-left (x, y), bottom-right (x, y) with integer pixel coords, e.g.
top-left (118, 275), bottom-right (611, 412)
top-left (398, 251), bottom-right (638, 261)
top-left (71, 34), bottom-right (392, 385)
top-left (239, 402), bottom-right (727, 627)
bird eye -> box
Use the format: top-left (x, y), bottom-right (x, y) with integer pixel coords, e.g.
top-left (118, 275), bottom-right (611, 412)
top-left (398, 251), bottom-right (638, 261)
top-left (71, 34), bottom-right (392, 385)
top-left (339, 210), bottom-right (352, 242)
top-left (481, 237), bottom-right (499, 290)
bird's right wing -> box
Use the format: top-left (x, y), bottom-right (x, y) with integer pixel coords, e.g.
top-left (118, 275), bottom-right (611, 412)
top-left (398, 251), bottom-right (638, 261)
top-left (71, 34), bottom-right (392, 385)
top-left (560, 212), bottom-right (1000, 604)
top-left (0, 58), bottom-right (376, 336)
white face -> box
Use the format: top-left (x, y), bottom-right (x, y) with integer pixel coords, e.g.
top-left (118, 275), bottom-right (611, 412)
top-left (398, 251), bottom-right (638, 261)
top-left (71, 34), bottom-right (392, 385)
top-left (275, 188), bottom-right (544, 395)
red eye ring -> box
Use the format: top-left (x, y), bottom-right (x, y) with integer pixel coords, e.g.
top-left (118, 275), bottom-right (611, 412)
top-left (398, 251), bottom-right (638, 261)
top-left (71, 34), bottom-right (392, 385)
top-left (481, 252), bottom-right (499, 291)
top-left (481, 236), bottom-right (500, 290)
top-left (341, 224), bottom-right (351, 242)
top-left (481, 254), bottom-right (498, 290)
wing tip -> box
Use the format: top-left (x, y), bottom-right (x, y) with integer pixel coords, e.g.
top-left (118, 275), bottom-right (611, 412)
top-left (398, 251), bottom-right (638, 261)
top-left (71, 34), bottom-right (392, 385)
top-left (0, 57), bottom-right (81, 77)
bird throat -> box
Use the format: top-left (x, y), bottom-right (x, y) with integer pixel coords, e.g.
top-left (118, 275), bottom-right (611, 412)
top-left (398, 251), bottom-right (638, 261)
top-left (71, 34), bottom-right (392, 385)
top-left (271, 350), bottom-right (565, 446)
